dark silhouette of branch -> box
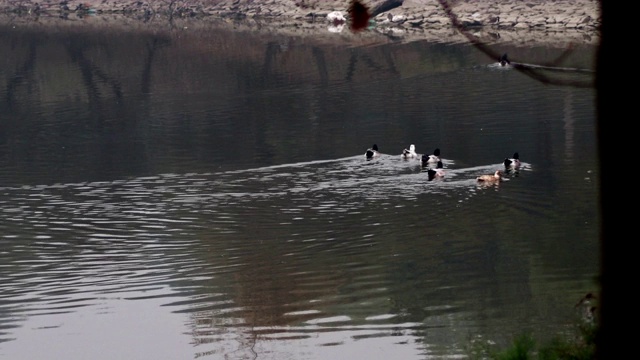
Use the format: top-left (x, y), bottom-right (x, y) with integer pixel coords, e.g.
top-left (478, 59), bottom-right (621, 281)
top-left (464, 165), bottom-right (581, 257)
top-left (435, 0), bottom-right (594, 88)
top-left (348, 0), bottom-right (370, 31)
top-left (369, 0), bottom-right (404, 18)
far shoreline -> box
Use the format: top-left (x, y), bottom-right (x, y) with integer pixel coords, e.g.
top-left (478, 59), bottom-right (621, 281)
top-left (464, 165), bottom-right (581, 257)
top-left (0, 0), bottom-right (600, 48)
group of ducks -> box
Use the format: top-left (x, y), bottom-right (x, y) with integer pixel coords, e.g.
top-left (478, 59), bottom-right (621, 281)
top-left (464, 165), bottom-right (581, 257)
top-left (365, 144), bottom-right (521, 184)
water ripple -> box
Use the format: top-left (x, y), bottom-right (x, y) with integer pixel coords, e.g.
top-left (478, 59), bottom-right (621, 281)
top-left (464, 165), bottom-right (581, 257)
top-left (0, 151), bottom-right (596, 360)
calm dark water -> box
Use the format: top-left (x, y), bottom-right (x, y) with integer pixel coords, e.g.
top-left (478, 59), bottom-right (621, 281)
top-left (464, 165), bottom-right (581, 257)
top-left (0, 20), bottom-right (598, 360)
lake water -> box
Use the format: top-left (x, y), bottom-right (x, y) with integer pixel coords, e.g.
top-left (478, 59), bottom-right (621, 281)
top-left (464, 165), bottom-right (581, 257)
top-left (0, 19), bottom-right (599, 360)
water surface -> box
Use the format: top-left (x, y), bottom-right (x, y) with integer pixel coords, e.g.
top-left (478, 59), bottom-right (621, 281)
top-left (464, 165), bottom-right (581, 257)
top-left (0, 21), bottom-right (599, 359)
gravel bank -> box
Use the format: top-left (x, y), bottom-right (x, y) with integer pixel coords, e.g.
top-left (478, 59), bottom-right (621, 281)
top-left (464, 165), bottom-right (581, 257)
top-left (0, 0), bottom-right (600, 46)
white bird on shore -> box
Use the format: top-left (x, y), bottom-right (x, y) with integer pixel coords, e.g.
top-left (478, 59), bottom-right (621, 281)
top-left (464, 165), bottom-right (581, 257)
top-left (326, 11), bottom-right (346, 24)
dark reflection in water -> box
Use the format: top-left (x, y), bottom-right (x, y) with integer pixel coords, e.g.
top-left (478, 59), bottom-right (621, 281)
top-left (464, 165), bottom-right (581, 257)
top-left (0, 21), bottom-right (598, 359)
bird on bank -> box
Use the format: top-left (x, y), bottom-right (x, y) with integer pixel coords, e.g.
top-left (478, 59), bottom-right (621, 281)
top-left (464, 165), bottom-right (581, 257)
top-left (402, 144), bottom-right (418, 159)
top-left (503, 152), bottom-right (521, 169)
top-left (421, 148), bottom-right (441, 166)
top-left (365, 144), bottom-right (380, 159)
top-left (326, 11), bottom-right (346, 25)
top-left (477, 170), bottom-right (503, 183)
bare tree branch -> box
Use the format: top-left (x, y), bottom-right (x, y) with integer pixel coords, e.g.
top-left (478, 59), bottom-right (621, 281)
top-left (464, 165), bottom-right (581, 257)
top-left (435, 0), bottom-right (594, 88)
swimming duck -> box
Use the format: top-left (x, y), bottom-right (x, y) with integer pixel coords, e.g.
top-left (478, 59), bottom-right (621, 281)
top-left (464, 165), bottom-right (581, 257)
top-left (426, 161), bottom-right (445, 181)
top-left (365, 144), bottom-right (380, 160)
top-left (477, 170), bottom-right (503, 183)
top-left (575, 292), bottom-right (598, 325)
top-left (402, 144), bottom-right (418, 159)
top-left (503, 152), bottom-right (521, 169)
top-left (421, 148), bottom-right (441, 166)
top-left (499, 53), bottom-right (511, 66)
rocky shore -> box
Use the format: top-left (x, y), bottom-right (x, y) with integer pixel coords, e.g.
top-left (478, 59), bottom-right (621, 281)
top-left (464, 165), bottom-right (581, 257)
top-left (0, 0), bottom-right (601, 47)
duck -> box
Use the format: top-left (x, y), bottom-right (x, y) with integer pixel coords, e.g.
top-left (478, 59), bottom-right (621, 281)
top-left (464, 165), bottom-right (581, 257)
top-left (503, 152), bottom-right (521, 169)
top-left (365, 144), bottom-right (380, 160)
top-left (477, 170), bottom-right (503, 183)
top-left (575, 292), bottom-right (598, 325)
top-left (426, 161), bottom-right (445, 181)
top-left (499, 53), bottom-right (511, 66)
top-left (402, 144), bottom-right (418, 159)
top-left (421, 148), bottom-right (441, 166)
